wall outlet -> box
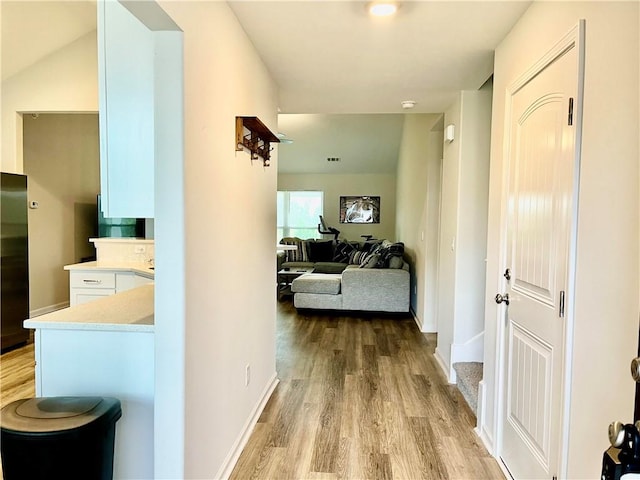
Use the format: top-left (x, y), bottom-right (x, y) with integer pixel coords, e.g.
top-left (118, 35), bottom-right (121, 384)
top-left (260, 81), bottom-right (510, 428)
top-left (245, 364), bottom-right (250, 386)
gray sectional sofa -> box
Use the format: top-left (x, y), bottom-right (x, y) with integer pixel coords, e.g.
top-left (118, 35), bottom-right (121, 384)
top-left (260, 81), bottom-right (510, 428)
top-left (291, 262), bottom-right (410, 313)
top-left (277, 236), bottom-right (410, 313)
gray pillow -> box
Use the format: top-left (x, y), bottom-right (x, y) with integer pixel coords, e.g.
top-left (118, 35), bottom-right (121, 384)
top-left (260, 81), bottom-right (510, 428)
top-left (388, 256), bottom-right (404, 269)
top-left (360, 254), bottom-right (380, 269)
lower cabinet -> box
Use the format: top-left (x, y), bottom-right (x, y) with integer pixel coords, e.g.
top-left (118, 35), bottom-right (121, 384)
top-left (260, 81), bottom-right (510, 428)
top-left (69, 270), bottom-right (153, 306)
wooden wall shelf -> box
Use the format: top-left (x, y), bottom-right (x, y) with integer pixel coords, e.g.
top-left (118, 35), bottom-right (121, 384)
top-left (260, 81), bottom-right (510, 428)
top-left (235, 116), bottom-right (280, 166)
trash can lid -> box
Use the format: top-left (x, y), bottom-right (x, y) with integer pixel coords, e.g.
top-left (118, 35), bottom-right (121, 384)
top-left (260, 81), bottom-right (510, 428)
top-left (1, 397), bottom-right (122, 434)
top-left (16, 397), bottom-right (102, 419)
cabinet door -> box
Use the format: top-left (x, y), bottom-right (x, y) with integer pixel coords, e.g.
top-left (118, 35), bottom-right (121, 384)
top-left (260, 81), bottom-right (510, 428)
top-left (98, 0), bottom-right (154, 218)
top-left (135, 274), bottom-right (154, 287)
top-left (71, 288), bottom-right (116, 306)
top-left (116, 272), bottom-right (137, 293)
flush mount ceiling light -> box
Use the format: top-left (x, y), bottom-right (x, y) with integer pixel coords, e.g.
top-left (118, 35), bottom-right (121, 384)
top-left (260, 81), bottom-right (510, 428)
top-left (368, 1), bottom-right (398, 17)
top-left (401, 100), bottom-right (416, 109)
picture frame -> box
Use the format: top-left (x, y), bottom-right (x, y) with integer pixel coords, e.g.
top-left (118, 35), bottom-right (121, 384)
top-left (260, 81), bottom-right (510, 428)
top-left (339, 196), bottom-right (380, 224)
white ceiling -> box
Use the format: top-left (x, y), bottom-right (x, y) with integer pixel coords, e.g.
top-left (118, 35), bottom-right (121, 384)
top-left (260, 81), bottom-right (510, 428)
top-left (277, 113), bottom-right (406, 174)
top-left (229, 1), bottom-right (531, 114)
top-left (231, 1), bottom-right (530, 174)
top-left (1, 1), bottom-right (531, 174)
top-left (1, 1), bottom-right (97, 81)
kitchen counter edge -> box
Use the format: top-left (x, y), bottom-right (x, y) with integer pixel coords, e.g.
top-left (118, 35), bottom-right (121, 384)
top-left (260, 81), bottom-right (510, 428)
top-left (64, 260), bottom-right (155, 279)
top-left (24, 284), bottom-right (154, 333)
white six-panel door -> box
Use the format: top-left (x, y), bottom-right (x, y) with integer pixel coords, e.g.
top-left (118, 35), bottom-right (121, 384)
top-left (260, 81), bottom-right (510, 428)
top-left (499, 28), bottom-right (582, 479)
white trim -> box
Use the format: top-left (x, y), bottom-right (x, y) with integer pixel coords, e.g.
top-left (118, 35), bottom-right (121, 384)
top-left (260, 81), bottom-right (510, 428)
top-left (434, 347), bottom-right (455, 383)
top-left (410, 307), bottom-right (424, 331)
top-left (558, 19), bottom-right (585, 480)
top-left (493, 22), bottom-right (584, 478)
top-left (451, 331), bottom-right (484, 363)
top-left (215, 374), bottom-right (279, 480)
top-left (30, 302), bottom-right (69, 318)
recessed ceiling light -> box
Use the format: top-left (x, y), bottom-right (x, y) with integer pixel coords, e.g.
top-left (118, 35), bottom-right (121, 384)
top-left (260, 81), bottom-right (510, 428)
top-left (368, 2), bottom-right (398, 17)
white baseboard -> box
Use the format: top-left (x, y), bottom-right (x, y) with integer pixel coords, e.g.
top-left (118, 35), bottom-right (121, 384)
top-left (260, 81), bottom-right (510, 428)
top-left (451, 331), bottom-right (484, 364)
top-left (410, 308), bottom-right (423, 330)
top-left (215, 373), bottom-right (279, 480)
top-left (30, 302), bottom-right (69, 318)
top-left (476, 379), bottom-right (485, 424)
top-left (475, 379), bottom-right (498, 457)
top-left (434, 347), bottom-right (455, 383)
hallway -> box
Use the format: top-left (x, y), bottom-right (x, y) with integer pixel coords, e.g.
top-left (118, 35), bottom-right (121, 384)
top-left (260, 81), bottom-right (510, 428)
top-left (230, 302), bottom-right (504, 479)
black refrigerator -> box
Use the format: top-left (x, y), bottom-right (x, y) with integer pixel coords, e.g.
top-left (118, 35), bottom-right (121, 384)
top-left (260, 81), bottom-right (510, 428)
top-left (1, 173), bottom-right (30, 350)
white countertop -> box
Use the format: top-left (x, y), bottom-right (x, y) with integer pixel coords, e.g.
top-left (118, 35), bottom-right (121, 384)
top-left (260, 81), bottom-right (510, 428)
top-left (64, 260), bottom-right (155, 278)
top-left (24, 284), bottom-right (154, 333)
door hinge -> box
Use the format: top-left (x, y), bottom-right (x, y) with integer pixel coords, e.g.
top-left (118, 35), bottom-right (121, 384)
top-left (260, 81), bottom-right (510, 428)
top-left (568, 97), bottom-right (574, 126)
top-left (559, 290), bottom-right (565, 318)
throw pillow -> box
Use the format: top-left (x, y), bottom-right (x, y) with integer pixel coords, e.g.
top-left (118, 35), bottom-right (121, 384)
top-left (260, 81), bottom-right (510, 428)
top-left (360, 253), bottom-right (380, 269)
top-left (308, 240), bottom-right (334, 262)
top-left (281, 237), bottom-right (303, 263)
top-left (377, 242), bottom-right (405, 268)
top-left (332, 241), bottom-right (356, 263)
top-left (388, 256), bottom-right (404, 269)
top-left (349, 249), bottom-right (368, 265)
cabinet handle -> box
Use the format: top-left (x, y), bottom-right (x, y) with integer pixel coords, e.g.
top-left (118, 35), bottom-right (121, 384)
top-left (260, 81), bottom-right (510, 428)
top-left (83, 279), bottom-right (102, 284)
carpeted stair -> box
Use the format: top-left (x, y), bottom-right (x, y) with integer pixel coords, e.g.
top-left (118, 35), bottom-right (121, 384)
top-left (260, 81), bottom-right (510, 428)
top-left (453, 362), bottom-right (483, 416)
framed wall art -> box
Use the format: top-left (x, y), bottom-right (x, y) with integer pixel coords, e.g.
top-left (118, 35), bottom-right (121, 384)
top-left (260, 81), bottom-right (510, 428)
top-left (339, 196), bottom-right (380, 224)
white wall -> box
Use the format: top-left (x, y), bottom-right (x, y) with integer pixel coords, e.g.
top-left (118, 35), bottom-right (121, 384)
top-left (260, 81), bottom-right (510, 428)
top-left (1, 31), bottom-right (98, 173)
top-left (480, 3), bottom-right (639, 477)
top-left (156, 2), bottom-right (278, 478)
top-left (277, 173), bottom-right (397, 242)
top-left (435, 90), bottom-right (492, 381)
top-left (395, 114), bottom-right (443, 331)
top-left (23, 113), bottom-right (100, 314)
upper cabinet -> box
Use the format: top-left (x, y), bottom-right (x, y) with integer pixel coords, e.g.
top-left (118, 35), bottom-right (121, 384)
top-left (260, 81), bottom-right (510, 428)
top-left (99, 0), bottom-right (183, 219)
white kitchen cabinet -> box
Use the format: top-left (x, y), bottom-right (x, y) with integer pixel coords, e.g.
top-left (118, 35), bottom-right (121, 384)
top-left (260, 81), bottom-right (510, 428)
top-left (69, 269), bottom-right (154, 306)
top-left (115, 272), bottom-right (154, 293)
top-left (25, 285), bottom-right (155, 480)
top-left (71, 288), bottom-right (117, 306)
top-left (98, 0), bottom-right (154, 218)
top-left (69, 271), bottom-right (116, 306)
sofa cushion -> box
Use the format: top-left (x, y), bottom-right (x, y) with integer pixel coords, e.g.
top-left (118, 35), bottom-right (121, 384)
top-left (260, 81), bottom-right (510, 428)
top-left (281, 261), bottom-right (315, 270)
top-left (291, 273), bottom-right (342, 295)
top-left (313, 262), bottom-right (347, 274)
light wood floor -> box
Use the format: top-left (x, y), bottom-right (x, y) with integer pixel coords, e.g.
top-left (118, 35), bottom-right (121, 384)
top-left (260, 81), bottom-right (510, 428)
top-left (0, 339), bottom-right (35, 410)
top-left (0, 307), bottom-right (504, 479)
top-left (230, 302), bottom-right (505, 480)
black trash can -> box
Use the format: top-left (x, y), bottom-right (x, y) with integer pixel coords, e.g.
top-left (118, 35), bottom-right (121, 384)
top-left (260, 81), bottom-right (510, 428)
top-left (1, 396), bottom-right (122, 480)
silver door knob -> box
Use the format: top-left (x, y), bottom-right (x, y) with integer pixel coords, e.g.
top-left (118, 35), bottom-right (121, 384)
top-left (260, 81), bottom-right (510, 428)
top-left (495, 293), bottom-right (510, 305)
top-left (609, 421), bottom-right (625, 447)
top-left (631, 357), bottom-right (640, 382)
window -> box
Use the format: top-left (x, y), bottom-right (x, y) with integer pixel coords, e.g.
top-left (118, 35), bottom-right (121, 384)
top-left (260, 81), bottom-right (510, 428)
top-left (277, 191), bottom-right (323, 240)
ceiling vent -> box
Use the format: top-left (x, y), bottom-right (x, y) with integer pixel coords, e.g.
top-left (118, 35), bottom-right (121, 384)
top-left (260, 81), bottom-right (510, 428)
top-left (327, 157), bottom-right (341, 162)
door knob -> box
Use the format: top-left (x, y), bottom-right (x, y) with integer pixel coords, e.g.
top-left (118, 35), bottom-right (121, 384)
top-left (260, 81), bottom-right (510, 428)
top-left (609, 420), bottom-right (625, 447)
top-left (631, 357), bottom-right (640, 383)
top-left (495, 293), bottom-right (510, 305)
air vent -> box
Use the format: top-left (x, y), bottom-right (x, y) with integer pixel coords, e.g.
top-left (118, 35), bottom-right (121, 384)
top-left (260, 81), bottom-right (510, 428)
top-left (327, 157), bottom-right (341, 162)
